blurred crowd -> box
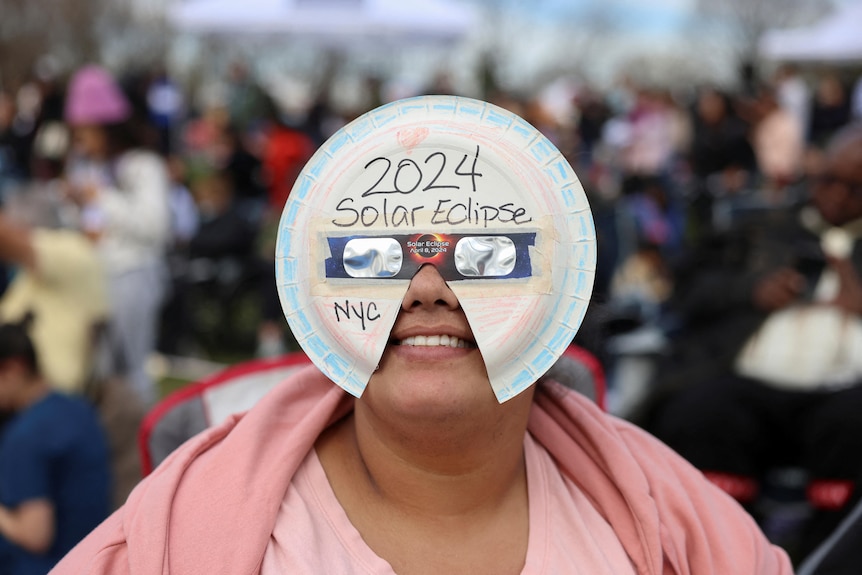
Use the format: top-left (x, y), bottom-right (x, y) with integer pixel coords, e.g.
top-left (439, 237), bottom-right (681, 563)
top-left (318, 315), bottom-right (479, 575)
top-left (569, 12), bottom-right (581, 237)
top-left (0, 56), bottom-right (862, 570)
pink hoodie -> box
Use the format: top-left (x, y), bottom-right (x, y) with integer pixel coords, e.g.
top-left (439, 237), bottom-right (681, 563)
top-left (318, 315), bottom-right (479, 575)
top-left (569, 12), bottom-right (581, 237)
top-left (51, 367), bottom-right (792, 574)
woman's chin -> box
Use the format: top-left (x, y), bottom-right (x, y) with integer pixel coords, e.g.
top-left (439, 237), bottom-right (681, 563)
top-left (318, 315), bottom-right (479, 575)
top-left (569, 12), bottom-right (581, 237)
top-left (365, 359), bottom-right (494, 421)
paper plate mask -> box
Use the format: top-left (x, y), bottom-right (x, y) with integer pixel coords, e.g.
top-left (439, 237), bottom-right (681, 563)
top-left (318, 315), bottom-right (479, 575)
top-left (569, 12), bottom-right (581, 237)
top-left (276, 95), bottom-right (596, 403)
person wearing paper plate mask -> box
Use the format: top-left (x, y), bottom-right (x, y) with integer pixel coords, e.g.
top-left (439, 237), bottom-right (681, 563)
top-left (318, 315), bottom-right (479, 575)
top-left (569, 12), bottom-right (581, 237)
top-left (62, 65), bottom-right (171, 406)
top-left (50, 96), bottom-right (791, 575)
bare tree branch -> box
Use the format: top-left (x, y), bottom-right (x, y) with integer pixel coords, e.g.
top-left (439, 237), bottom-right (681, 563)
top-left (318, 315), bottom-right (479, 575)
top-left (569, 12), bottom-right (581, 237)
top-left (0, 0), bottom-right (168, 90)
top-left (693, 0), bottom-right (833, 65)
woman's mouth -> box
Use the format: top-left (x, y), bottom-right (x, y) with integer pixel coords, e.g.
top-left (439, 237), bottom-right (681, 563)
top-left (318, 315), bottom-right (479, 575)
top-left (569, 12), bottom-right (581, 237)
top-left (393, 335), bottom-right (477, 349)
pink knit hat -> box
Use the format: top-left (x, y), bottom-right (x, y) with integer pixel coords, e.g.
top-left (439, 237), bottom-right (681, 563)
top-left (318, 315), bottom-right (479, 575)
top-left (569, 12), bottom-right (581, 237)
top-left (64, 65), bottom-right (131, 126)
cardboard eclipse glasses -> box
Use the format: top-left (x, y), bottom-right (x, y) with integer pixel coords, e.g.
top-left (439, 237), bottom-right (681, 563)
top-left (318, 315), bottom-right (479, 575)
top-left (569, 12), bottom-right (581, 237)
top-left (325, 232), bottom-right (537, 281)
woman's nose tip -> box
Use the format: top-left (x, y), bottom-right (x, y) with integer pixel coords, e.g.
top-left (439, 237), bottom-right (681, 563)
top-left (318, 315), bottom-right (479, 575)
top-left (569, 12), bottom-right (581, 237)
top-left (401, 264), bottom-right (459, 310)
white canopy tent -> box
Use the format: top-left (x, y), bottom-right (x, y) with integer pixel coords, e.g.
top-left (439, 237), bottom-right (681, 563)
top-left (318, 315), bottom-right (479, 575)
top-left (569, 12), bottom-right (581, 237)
top-left (167, 0), bottom-right (478, 48)
top-left (758, 2), bottom-right (862, 63)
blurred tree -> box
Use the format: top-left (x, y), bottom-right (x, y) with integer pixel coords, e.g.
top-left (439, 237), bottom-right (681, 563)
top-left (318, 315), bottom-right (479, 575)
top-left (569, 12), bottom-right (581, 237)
top-left (693, 0), bottom-right (832, 90)
top-left (0, 0), bottom-right (168, 91)
top-left (617, 49), bottom-right (718, 90)
top-left (468, 0), bottom-right (621, 96)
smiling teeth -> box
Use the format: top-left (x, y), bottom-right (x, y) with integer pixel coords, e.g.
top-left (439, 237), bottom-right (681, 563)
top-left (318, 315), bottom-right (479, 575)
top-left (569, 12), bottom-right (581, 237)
top-left (401, 335), bottom-right (472, 348)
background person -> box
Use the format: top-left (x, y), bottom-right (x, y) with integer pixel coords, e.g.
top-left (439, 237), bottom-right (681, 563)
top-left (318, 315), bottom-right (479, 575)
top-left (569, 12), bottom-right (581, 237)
top-left (0, 318), bottom-right (111, 575)
top-left (649, 124), bottom-right (862, 562)
top-left (0, 207), bottom-right (108, 396)
top-left (0, 190), bottom-right (144, 510)
top-left (62, 64), bottom-right (171, 406)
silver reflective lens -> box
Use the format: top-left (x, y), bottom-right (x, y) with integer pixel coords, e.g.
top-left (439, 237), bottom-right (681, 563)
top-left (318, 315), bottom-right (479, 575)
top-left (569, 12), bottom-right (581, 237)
top-left (454, 236), bottom-right (516, 277)
top-left (343, 238), bottom-right (403, 278)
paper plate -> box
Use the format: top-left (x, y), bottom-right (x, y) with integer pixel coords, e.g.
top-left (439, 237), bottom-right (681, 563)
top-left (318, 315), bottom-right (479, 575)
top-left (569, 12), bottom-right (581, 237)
top-left (276, 95), bottom-right (596, 402)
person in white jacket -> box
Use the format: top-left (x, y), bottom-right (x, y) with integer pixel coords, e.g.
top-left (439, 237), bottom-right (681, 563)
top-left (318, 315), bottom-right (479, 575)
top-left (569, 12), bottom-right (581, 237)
top-left (63, 65), bottom-right (171, 406)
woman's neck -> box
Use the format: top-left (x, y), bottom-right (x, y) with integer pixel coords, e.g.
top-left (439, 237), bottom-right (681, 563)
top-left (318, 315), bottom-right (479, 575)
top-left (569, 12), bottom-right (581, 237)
top-left (315, 392), bottom-right (535, 574)
top-left (15, 378), bottom-right (50, 411)
top-left (318, 387), bottom-right (534, 516)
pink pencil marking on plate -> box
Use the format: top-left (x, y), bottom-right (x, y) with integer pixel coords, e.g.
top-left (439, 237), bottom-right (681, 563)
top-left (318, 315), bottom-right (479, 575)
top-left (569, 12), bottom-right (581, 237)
top-left (397, 128), bottom-right (429, 152)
